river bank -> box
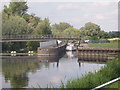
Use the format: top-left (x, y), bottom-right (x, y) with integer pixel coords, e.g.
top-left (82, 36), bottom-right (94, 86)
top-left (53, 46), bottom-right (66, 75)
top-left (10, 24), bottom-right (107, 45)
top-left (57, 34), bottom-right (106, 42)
top-left (61, 54), bottom-right (120, 89)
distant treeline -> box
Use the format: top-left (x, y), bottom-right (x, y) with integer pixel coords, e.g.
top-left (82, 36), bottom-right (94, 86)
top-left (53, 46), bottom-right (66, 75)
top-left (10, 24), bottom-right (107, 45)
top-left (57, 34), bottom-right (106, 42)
top-left (1, 1), bottom-right (119, 52)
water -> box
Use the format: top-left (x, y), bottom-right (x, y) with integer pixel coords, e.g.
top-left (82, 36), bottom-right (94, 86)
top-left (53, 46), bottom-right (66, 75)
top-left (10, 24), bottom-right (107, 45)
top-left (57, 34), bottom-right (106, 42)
top-left (1, 51), bottom-right (105, 88)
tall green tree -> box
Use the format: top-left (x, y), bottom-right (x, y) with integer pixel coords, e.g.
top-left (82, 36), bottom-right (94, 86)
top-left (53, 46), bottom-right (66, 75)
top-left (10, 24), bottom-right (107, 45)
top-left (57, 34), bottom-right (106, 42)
top-left (80, 22), bottom-right (101, 37)
top-left (52, 22), bottom-right (73, 35)
top-left (3, 0), bottom-right (28, 16)
top-left (26, 18), bottom-right (52, 51)
top-left (34, 18), bottom-right (51, 35)
top-left (2, 15), bottom-right (28, 35)
top-left (98, 30), bottom-right (110, 39)
top-left (63, 28), bottom-right (81, 37)
top-left (22, 13), bottom-right (30, 22)
top-left (27, 15), bottom-right (40, 28)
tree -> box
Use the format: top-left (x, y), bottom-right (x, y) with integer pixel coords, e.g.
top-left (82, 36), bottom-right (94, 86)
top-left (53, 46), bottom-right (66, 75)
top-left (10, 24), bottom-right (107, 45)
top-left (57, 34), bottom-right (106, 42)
top-left (4, 1), bottom-right (28, 16)
top-left (52, 22), bottom-right (73, 35)
top-left (27, 18), bottom-right (52, 51)
top-left (80, 22), bottom-right (101, 37)
top-left (2, 1), bottom-right (53, 52)
top-left (109, 31), bottom-right (120, 38)
top-left (2, 15), bottom-right (29, 52)
top-left (22, 13), bottom-right (30, 22)
top-left (2, 15), bottom-right (28, 35)
top-left (98, 30), bottom-right (110, 39)
top-left (27, 15), bottom-right (40, 28)
top-left (34, 18), bottom-right (51, 35)
top-left (26, 41), bottom-right (40, 51)
top-left (3, 5), bottom-right (11, 18)
top-left (63, 28), bottom-right (81, 37)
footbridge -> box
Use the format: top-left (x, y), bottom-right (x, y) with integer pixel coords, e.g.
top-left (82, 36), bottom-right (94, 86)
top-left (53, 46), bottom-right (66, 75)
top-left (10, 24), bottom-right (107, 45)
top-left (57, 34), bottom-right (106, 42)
top-left (1, 35), bottom-right (82, 42)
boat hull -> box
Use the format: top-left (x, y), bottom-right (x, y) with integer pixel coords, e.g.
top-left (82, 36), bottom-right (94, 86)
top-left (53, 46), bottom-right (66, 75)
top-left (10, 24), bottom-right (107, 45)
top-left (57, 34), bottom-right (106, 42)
top-left (66, 46), bottom-right (76, 51)
top-left (37, 44), bottom-right (66, 56)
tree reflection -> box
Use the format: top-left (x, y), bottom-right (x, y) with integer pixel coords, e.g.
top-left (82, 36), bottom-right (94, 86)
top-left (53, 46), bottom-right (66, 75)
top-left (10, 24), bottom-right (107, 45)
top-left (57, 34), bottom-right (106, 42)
top-left (11, 74), bottom-right (28, 88)
top-left (2, 56), bottom-right (40, 88)
top-left (2, 53), bottom-right (65, 88)
top-left (44, 62), bottom-right (50, 68)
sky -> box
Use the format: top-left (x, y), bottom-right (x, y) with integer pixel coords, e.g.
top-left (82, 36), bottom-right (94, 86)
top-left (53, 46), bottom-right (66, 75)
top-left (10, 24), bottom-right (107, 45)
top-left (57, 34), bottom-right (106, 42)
top-left (1, 0), bottom-right (119, 32)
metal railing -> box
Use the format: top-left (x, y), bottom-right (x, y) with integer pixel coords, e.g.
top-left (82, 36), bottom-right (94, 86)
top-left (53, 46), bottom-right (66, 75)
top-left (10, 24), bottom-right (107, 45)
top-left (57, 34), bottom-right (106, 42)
top-left (91, 77), bottom-right (120, 90)
top-left (1, 35), bottom-right (82, 40)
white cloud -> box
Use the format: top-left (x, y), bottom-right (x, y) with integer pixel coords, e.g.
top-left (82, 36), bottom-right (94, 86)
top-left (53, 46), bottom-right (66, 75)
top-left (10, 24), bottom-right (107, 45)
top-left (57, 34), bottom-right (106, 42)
top-left (57, 4), bottom-right (80, 10)
top-left (91, 2), bottom-right (114, 6)
top-left (95, 14), bottom-right (105, 20)
top-left (101, 9), bottom-right (117, 19)
top-left (111, 9), bottom-right (118, 15)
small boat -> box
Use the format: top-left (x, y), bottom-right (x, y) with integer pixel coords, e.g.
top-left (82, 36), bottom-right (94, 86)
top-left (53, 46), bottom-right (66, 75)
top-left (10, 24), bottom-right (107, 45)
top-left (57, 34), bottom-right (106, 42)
top-left (66, 43), bottom-right (76, 51)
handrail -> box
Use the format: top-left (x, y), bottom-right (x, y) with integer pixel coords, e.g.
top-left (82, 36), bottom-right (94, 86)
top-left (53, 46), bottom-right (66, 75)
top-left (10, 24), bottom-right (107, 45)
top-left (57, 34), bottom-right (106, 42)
top-left (1, 35), bottom-right (82, 39)
top-left (91, 77), bottom-right (120, 90)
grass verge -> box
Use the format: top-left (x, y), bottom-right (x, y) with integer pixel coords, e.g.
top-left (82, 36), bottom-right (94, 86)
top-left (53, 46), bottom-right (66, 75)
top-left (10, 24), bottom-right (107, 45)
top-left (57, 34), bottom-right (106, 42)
top-left (88, 41), bottom-right (119, 48)
top-left (104, 81), bottom-right (120, 88)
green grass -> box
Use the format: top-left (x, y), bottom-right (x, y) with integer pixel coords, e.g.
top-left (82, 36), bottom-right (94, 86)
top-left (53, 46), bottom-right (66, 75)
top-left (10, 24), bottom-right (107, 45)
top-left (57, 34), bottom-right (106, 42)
top-left (63, 55), bottom-right (120, 89)
top-left (88, 41), bottom-right (119, 48)
top-left (104, 81), bottom-right (120, 88)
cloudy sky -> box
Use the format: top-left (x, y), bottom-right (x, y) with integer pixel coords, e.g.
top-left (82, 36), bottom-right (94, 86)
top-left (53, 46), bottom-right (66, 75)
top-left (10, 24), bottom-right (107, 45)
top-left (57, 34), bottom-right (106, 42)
top-left (1, 0), bottom-right (119, 32)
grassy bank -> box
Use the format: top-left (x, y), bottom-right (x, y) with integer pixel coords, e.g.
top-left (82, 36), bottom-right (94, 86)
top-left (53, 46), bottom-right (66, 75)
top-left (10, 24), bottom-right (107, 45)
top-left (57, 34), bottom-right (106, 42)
top-left (104, 81), bottom-right (120, 88)
top-left (61, 55), bottom-right (120, 89)
top-left (88, 41), bottom-right (119, 48)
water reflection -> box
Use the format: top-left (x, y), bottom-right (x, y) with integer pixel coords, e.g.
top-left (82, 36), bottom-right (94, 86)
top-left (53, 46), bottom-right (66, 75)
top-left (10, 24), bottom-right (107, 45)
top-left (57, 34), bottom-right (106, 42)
top-left (66, 51), bottom-right (77, 58)
top-left (78, 55), bottom-right (109, 62)
top-left (2, 56), bottom-right (39, 88)
top-left (2, 52), bottom-right (105, 88)
top-left (2, 53), bottom-right (65, 88)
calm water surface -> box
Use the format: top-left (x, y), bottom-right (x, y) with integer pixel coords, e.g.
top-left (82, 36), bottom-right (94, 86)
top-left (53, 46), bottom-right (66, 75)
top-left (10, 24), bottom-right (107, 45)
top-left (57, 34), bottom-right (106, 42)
top-left (1, 51), bottom-right (105, 88)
